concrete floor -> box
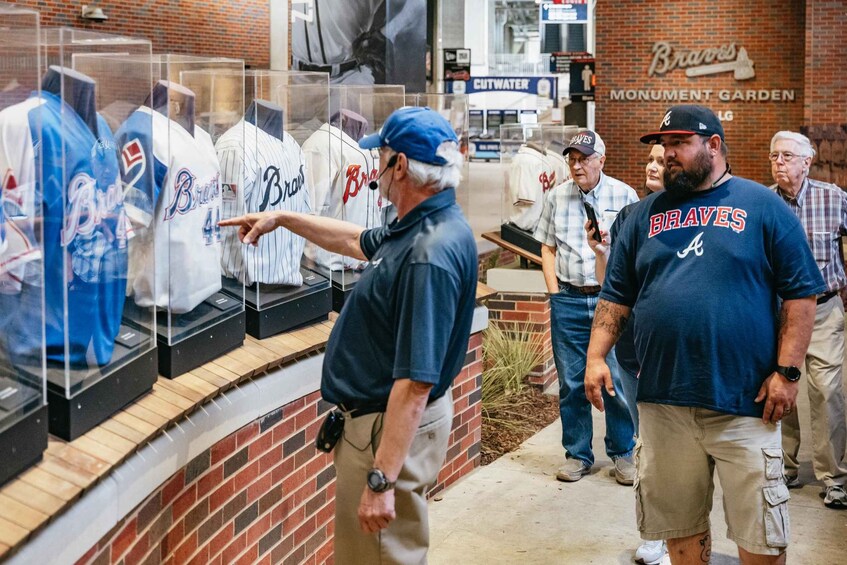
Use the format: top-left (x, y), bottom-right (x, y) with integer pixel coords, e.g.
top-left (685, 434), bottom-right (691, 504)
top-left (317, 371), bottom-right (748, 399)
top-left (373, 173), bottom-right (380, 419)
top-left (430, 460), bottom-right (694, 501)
top-left (428, 375), bottom-right (847, 564)
top-left (447, 161), bottom-right (847, 564)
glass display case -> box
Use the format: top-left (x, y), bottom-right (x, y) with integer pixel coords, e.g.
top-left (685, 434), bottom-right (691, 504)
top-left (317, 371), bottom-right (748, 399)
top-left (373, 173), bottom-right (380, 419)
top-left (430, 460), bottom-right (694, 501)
top-left (0, 3), bottom-right (48, 484)
top-left (302, 84), bottom-right (405, 311)
top-left (115, 55), bottom-right (247, 378)
top-left (24, 29), bottom-right (157, 440)
top-left (216, 70), bottom-right (333, 339)
top-left (499, 123), bottom-right (579, 257)
top-left (405, 93), bottom-right (470, 217)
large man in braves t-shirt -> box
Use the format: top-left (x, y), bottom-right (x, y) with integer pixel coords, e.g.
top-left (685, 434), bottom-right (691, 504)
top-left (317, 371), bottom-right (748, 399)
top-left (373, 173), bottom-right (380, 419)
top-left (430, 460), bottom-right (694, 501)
top-left (585, 105), bottom-right (824, 564)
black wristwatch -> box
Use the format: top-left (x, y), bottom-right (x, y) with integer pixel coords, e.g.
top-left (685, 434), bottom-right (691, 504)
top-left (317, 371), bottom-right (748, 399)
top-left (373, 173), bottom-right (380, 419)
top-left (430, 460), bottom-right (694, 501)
top-left (776, 365), bottom-right (801, 382)
top-left (367, 468), bottom-right (395, 493)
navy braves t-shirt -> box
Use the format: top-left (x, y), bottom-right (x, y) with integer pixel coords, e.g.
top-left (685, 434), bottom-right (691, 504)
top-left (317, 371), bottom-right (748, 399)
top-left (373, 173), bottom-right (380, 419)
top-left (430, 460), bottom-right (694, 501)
top-left (601, 177), bottom-right (825, 418)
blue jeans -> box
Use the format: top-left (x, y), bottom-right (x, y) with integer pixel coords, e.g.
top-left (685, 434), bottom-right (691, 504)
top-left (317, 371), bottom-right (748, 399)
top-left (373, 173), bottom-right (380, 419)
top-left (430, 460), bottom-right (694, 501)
top-left (549, 289), bottom-right (635, 466)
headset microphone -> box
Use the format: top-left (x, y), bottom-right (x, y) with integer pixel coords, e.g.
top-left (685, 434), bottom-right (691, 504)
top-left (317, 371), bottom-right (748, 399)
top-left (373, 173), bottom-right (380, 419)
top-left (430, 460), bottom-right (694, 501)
top-left (369, 154), bottom-right (398, 190)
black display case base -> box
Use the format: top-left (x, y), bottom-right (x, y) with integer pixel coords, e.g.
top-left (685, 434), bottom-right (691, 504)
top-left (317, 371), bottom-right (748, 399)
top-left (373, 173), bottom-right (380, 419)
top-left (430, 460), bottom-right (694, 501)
top-left (330, 270), bottom-right (361, 312)
top-left (500, 222), bottom-right (542, 257)
top-left (158, 312), bottom-right (245, 379)
top-left (235, 270), bottom-right (331, 339)
top-left (47, 349), bottom-right (157, 441)
top-left (0, 404), bottom-right (48, 487)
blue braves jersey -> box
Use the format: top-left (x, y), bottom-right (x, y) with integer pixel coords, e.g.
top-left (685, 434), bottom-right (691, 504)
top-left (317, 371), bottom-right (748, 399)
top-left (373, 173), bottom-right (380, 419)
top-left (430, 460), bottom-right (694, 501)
top-left (0, 92), bottom-right (128, 367)
top-left (601, 178), bottom-right (825, 417)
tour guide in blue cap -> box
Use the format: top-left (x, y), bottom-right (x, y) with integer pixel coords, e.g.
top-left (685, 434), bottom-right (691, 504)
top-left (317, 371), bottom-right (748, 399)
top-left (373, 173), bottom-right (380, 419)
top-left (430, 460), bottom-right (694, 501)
top-left (220, 106), bottom-right (478, 564)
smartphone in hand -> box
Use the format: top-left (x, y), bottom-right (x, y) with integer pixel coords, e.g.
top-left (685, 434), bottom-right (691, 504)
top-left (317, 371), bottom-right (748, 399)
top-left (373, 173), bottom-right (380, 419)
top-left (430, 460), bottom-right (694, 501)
top-left (583, 201), bottom-right (602, 242)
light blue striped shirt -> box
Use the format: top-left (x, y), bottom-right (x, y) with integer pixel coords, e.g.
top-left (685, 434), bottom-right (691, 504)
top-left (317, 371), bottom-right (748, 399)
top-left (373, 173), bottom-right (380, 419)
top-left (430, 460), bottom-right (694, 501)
top-left (535, 173), bottom-right (638, 285)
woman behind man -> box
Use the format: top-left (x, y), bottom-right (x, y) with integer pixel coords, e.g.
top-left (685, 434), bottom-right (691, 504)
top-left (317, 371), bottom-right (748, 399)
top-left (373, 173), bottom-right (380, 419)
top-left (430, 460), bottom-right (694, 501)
top-left (586, 143), bottom-right (669, 565)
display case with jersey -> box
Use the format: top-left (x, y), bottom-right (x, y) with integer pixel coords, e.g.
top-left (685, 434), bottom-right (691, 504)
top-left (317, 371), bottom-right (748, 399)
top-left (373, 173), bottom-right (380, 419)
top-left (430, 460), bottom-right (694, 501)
top-left (213, 70), bottom-right (332, 338)
top-left (8, 30), bottom-right (158, 440)
top-left (0, 4), bottom-right (48, 485)
top-left (498, 123), bottom-right (578, 258)
top-left (302, 84), bottom-right (405, 311)
top-left (80, 55), bottom-right (247, 379)
top-left (404, 93), bottom-right (470, 217)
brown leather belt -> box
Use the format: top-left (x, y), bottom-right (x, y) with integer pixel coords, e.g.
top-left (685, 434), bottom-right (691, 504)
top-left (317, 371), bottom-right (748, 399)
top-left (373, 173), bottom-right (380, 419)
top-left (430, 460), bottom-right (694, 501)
top-left (558, 281), bottom-right (602, 295)
top-left (817, 290), bottom-right (838, 305)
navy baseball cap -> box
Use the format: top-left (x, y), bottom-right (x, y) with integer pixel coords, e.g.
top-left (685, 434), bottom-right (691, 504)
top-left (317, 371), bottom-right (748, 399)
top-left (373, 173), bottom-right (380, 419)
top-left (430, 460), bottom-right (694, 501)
top-left (640, 104), bottom-right (725, 144)
top-left (359, 107), bottom-right (459, 166)
top-left (563, 130), bottom-right (606, 157)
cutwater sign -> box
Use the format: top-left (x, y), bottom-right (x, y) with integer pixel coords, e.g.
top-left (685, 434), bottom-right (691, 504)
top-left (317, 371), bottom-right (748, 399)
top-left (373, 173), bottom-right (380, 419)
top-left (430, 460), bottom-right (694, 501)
top-left (447, 76), bottom-right (557, 99)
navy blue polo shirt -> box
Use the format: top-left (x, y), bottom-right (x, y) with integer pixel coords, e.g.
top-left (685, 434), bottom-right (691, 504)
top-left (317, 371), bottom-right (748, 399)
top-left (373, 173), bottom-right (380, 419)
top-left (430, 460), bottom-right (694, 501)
top-left (321, 188), bottom-right (478, 405)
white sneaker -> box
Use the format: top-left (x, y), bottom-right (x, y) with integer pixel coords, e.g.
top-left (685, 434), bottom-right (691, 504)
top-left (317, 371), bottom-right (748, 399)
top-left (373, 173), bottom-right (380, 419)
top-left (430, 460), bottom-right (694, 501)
top-left (635, 540), bottom-right (667, 564)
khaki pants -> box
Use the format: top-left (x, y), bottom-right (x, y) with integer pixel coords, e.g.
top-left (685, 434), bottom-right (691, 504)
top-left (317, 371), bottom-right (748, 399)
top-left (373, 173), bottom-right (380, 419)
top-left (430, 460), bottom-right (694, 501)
top-left (782, 295), bottom-right (847, 487)
top-left (636, 403), bottom-right (789, 556)
top-left (333, 394), bottom-right (452, 565)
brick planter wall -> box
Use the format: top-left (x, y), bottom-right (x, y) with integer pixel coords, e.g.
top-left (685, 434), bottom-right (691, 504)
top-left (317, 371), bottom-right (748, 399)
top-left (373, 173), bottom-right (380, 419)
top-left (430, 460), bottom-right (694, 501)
top-left (484, 293), bottom-right (556, 392)
top-left (477, 247), bottom-right (518, 284)
top-left (75, 334), bottom-right (484, 565)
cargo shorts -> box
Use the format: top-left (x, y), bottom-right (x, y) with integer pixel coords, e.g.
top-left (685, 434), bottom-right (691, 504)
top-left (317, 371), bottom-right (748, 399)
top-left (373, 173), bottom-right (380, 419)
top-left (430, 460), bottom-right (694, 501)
top-left (635, 403), bottom-right (790, 556)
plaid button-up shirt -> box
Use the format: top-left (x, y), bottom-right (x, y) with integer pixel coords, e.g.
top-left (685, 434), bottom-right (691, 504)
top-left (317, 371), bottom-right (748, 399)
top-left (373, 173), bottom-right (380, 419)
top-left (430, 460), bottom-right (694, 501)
top-left (772, 177), bottom-right (847, 293)
top-left (535, 173), bottom-right (638, 286)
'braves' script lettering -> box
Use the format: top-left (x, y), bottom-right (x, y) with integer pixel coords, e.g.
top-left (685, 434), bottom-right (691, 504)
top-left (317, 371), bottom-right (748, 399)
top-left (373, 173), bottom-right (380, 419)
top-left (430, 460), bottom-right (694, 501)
top-left (164, 169), bottom-right (220, 221)
top-left (62, 173), bottom-right (124, 246)
top-left (343, 164), bottom-right (378, 204)
top-left (259, 164), bottom-right (305, 212)
top-left (648, 42), bottom-right (738, 77)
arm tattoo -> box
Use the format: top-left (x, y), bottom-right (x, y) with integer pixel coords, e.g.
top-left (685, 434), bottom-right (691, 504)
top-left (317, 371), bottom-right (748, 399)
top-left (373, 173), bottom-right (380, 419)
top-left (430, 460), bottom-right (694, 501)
top-left (593, 299), bottom-right (629, 340)
top-left (778, 306), bottom-right (788, 343)
top-left (698, 533), bottom-right (711, 563)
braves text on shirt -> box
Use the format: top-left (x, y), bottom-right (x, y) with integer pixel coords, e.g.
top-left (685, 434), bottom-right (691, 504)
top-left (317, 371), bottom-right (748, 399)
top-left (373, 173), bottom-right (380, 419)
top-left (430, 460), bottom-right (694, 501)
top-left (648, 206), bottom-right (747, 237)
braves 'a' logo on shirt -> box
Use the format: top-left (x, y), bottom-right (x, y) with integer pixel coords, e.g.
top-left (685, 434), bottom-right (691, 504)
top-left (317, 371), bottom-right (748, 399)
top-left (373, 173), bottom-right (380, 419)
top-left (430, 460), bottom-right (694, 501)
top-left (259, 164), bottom-right (305, 212)
top-left (677, 232), bottom-right (705, 258)
top-left (164, 168), bottom-right (220, 221)
top-left (343, 164), bottom-right (378, 204)
top-left (539, 171), bottom-right (556, 193)
top-left (648, 206), bottom-right (747, 238)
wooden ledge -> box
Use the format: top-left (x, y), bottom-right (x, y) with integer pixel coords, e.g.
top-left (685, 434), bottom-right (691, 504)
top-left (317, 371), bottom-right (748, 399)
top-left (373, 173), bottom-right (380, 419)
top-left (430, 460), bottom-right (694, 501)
top-left (0, 318), bottom-right (336, 560)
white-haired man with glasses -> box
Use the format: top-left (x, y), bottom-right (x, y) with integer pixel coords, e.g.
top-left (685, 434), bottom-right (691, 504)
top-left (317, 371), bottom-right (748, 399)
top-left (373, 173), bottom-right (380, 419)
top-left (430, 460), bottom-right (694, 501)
top-left (770, 130), bottom-right (847, 509)
top-left (534, 130), bottom-right (639, 485)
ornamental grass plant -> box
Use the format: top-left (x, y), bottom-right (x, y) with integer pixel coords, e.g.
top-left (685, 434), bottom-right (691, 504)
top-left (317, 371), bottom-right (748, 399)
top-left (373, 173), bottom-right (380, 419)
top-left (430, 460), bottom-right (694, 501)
top-left (481, 323), bottom-right (544, 427)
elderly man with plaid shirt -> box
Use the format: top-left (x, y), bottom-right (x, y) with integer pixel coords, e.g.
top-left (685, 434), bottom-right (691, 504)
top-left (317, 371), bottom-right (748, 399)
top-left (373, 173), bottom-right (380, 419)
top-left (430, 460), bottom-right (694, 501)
top-left (534, 130), bottom-right (639, 485)
top-left (770, 130), bottom-right (847, 509)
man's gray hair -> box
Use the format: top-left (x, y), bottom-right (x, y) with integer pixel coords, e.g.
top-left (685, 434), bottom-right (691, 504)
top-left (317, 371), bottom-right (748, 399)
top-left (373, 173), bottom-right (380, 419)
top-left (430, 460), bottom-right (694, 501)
top-left (770, 131), bottom-right (816, 158)
top-left (382, 142), bottom-right (464, 192)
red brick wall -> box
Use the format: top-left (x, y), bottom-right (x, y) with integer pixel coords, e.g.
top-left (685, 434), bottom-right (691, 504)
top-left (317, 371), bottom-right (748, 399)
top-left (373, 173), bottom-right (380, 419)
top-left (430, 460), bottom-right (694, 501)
top-left (477, 248), bottom-right (518, 284)
top-left (76, 336), bottom-right (484, 565)
top-left (485, 293), bottom-right (556, 391)
top-left (6, 1), bottom-right (269, 68)
top-left (595, 0), bottom-right (806, 188)
top-left (804, 0), bottom-right (847, 125)
top-left (432, 332), bottom-right (483, 496)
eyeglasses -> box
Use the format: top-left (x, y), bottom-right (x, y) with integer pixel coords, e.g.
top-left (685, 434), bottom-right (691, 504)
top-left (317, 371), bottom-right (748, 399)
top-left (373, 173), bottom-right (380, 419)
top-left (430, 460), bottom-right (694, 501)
top-left (567, 154), bottom-right (599, 166)
top-left (768, 152), bottom-right (801, 162)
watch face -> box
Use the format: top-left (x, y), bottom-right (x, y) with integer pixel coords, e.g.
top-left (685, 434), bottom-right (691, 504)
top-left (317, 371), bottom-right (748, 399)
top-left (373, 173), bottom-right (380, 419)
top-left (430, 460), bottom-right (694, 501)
top-left (779, 366), bottom-right (801, 381)
top-left (368, 470), bottom-right (384, 490)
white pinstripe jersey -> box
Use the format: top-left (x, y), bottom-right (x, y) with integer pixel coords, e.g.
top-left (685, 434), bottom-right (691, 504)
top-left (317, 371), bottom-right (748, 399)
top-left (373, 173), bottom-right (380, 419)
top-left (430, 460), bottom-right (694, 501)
top-left (116, 106), bottom-right (222, 314)
top-left (301, 123), bottom-right (383, 270)
top-left (508, 145), bottom-right (560, 232)
top-left (216, 119), bottom-right (311, 286)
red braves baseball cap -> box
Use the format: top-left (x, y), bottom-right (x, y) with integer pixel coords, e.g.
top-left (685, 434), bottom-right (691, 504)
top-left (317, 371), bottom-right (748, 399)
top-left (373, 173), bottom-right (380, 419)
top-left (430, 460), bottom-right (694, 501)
top-left (640, 104), bottom-right (725, 144)
top-left (563, 130), bottom-right (606, 157)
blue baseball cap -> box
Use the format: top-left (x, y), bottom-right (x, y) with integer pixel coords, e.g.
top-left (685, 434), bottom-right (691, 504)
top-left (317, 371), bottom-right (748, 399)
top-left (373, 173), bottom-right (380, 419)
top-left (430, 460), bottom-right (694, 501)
top-left (359, 107), bottom-right (458, 166)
